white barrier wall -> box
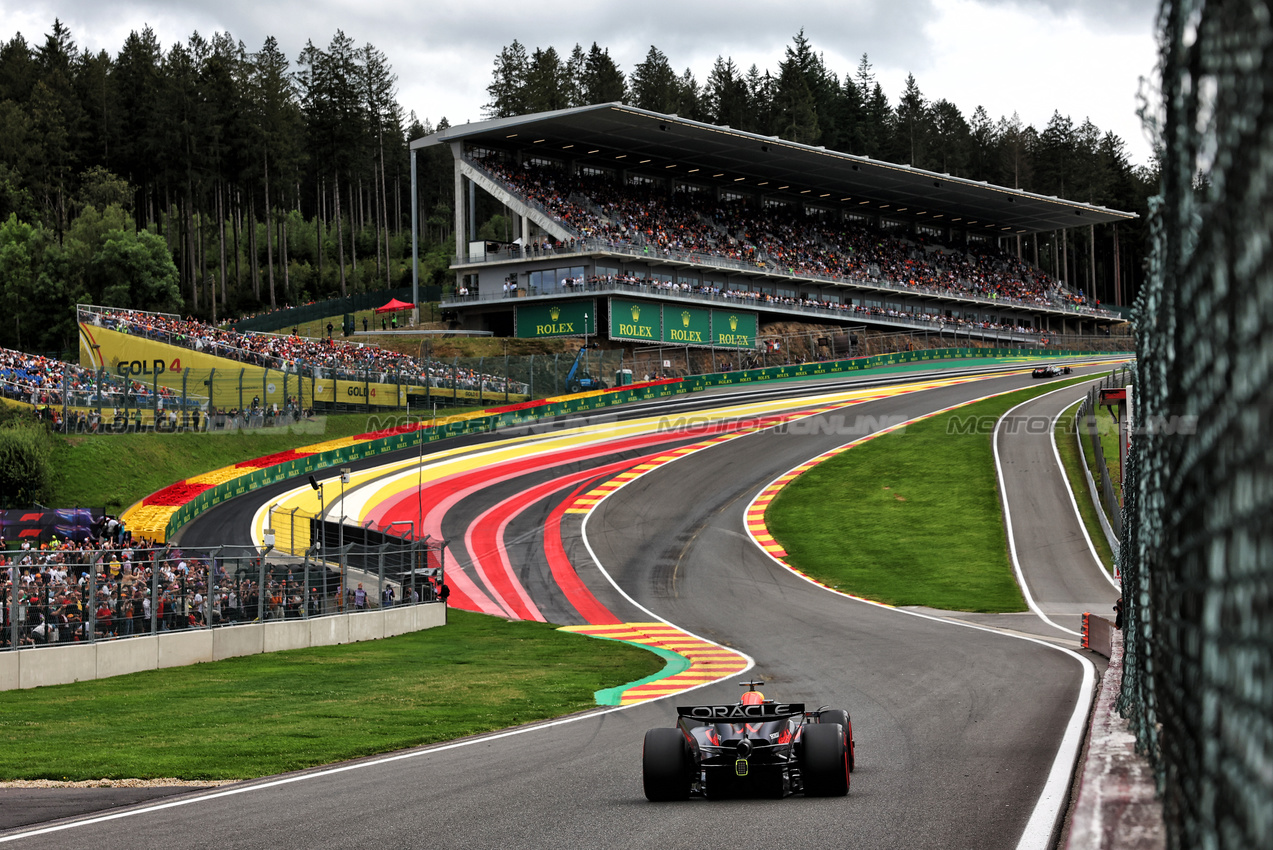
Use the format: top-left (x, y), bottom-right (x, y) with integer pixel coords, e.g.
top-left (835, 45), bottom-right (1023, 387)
top-left (1, 603), bottom-right (447, 691)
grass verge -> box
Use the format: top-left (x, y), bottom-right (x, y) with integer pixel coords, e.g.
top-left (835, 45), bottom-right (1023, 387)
top-left (766, 377), bottom-right (1092, 612)
top-left (0, 610), bottom-right (662, 781)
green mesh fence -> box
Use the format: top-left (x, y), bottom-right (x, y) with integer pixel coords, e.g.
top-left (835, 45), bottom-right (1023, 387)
top-left (1117, 2), bottom-right (1273, 847)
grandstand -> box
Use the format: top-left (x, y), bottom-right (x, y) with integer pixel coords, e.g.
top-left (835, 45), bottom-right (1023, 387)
top-left (411, 104), bottom-right (1134, 346)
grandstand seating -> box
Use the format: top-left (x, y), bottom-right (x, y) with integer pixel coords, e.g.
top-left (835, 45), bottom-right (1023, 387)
top-left (470, 155), bottom-right (1109, 327)
top-left (83, 308), bottom-right (529, 396)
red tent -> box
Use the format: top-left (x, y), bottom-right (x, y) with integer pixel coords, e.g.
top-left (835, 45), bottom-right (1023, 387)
top-left (375, 298), bottom-right (414, 314)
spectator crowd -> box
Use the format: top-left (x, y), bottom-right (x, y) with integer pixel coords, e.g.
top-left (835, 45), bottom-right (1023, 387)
top-left (1, 520), bottom-right (441, 650)
top-left (471, 154), bottom-right (1110, 325)
top-left (87, 308), bottom-right (529, 397)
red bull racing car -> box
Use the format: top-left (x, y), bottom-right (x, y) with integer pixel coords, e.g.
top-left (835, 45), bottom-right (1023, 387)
top-left (642, 681), bottom-right (854, 800)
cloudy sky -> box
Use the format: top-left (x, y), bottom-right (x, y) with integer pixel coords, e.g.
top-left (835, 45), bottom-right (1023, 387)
top-left (5, 0), bottom-right (1162, 166)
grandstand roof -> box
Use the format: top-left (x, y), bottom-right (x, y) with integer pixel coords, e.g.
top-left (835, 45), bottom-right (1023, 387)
top-left (413, 104), bottom-right (1136, 236)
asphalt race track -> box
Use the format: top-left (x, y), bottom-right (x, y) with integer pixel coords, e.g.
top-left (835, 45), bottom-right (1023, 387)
top-left (3, 359), bottom-right (1129, 850)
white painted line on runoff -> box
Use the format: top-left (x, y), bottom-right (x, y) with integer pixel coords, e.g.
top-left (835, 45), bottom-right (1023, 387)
top-left (1049, 400), bottom-right (1121, 591)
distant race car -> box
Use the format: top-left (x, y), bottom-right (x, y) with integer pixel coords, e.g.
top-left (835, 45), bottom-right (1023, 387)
top-left (1032, 364), bottom-right (1072, 378)
top-left (642, 681), bottom-right (854, 801)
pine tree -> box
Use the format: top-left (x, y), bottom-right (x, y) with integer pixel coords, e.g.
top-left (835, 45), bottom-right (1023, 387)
top-left (484, 40), bottom-right (529, 118)
top-left (629, 46), bottom-right (678, 113)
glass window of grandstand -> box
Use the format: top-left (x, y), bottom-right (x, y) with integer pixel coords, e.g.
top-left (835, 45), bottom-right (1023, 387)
top-left (650, 272), bottom-right (673, 285)
top-left (776, 287), bottom-right (797, 299)
top-left (677, 274), bottom-right (697, 290)
top-left (468, 144), bottom-right (504, 165)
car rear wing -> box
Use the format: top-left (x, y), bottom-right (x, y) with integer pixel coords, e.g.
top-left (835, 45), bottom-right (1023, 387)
top-left (677, 703), bottom-right (806, 722)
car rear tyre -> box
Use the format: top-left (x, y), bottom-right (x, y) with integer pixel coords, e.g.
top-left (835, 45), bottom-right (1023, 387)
top-left (643, 728), bottom-right (691, 801)
top-left (802, 723), bottom-right (849, 797)
top-left (819, 709), bottom-right (855, 772)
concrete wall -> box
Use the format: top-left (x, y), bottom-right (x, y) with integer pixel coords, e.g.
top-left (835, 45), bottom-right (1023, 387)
top-left (1, 603), bottom-right (447, 691)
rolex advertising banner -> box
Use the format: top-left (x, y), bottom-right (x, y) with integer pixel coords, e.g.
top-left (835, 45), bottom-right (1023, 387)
top-left (662, 306), bottom-right (711, 346)
top-left (609, 298), bottom-right (661, 342)
top-left (711, 309), bottom-right (758, 349)
top-left (515, 300), bottom-right (596, 339)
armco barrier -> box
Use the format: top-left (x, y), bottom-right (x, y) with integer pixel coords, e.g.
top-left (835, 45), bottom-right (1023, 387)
top-left (161, 348), bottom-right (1129, 540)
top-left (1, 604), bottom-right (447, 691)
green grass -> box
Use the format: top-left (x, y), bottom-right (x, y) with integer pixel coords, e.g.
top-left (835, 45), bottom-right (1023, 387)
top-left (0, 610), bottom-right (662, 781)
top-left (766, 378), bottom-right (1093, 612)
top-left (49, 410), bottom-right (480, 512)
top-left (1055, 400), bottom-right (1116, 573)
top-left (1072, 397), bottom-right (1124, 508)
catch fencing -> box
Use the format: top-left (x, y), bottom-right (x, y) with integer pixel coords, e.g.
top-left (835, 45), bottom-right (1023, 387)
top-left (1074, 367), bottom-right (1132, 542)
top-left (47, 330), bottom-right (1134, 434)
top-left (1115, 2), bottom-right (1273, 848)
top-left (2, 539), bottom-right (445, 653)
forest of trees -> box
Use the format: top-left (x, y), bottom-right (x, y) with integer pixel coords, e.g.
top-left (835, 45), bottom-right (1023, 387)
top-left (0, 22), bottom-right (1157, 354)
top-left (0, 21), bottom-right (456, 353)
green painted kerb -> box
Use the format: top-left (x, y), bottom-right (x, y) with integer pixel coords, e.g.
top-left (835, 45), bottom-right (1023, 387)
top-left (586, 640), bottom-right (691, 706)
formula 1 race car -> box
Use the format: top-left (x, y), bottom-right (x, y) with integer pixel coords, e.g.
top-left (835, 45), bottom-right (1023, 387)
top-left (642, 681), bottom-right (854, 801)
top-left (1031, 364), bottom-right (1072, 378)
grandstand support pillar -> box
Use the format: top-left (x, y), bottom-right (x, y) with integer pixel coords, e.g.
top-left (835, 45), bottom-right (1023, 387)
top-left (1089, 223), bottom-right (1097, 304)
top-left (468, 177), bottom-right (477, 252)
top-left (410, 147), bottom-right (419, 325)
top-left (451, 143), bottom-right (465, 265)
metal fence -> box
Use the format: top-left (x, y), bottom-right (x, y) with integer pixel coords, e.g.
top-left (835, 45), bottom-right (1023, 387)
top-left (2, 538), bottom-right (445, 651)
top-left (34, 327), bottom-right (1135, 434)
top-left (1115, 2), bottom-right (1273, 848)
top-left (1075, 367), bottom-right (1132, 541)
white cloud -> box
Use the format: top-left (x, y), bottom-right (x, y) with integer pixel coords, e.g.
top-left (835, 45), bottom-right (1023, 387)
top-left (3, 0), bottom-right (1159, 164)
